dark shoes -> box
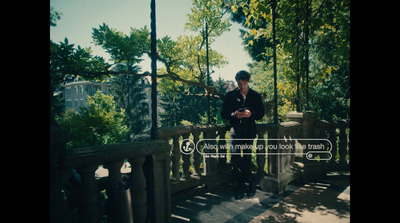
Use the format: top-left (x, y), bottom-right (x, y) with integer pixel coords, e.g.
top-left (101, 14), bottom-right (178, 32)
top-left (246, 177), bottom-right (257, 197)
top-left (234, 181), bottom-right (246, 200)
top-left (234, 190), bottom-right (245, 200)
top-left (234, 186), bottom-right (256, 199)
top-left (234, 180), bottom-right (257, 199)
top-left (246, 186), bottom-right (256, 197)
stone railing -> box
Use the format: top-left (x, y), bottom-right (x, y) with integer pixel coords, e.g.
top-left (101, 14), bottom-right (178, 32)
top-left (156, 112), bottom-right (350, 195)
top-left (50, 111), bottom-right (350, 222)
top-left (285, 111), bottom-right (350, 181)
top-left (158, 124), bottom-right (229, 194)
top-left (158, 122), bottom-right (302, 195)
top-left (315, 119), bottom-right (350, 171)
top-left (50, 126), bottom-right (171, 223)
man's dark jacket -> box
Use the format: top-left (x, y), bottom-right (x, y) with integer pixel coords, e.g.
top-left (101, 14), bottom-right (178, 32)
top-left (221, 88), bottom-right (265, 139)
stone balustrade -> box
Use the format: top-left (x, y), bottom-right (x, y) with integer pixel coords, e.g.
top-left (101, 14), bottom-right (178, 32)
top-left (51, 132), bottom-right (171, 223)
top-left (50, 112), bottom-right (350, 222)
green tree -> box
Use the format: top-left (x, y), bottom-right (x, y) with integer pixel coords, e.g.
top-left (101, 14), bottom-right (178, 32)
top-left (159, 78), bottom-right (229, 127)
top-left (57, 90), bottom-right (129, 149)
top-left (157, 0), bottom-right (232, 126)
top-left (50, 8), bottom-right (110, 125)
top-left (182, 0), bottom-right (231, 96)
top-left (90, 1), bottom-right (232, 127)
top-left (111, 65), bottom-right (150, 137)
top-left (225, 0), bottom-right (350, 121)
top-left (157, 34), bottom-right (228, 97)
top-left (185, 0), bottom-right (231, 38)
top-left (92, 23), bottom-right (150, 65)
top-left (50, 38), bottom-right (109, 124)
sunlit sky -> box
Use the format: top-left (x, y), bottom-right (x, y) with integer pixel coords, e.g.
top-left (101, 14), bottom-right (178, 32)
top-left (50, 0), bottom-right (253, 82)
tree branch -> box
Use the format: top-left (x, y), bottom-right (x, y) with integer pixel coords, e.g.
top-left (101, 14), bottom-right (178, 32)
top-left (75, 68), bottom-right (225, 100)
top-left (161, 71), bottom-right (225, 100)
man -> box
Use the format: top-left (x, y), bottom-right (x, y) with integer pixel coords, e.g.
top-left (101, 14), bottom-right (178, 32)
top-left (221, 70), bottom-right (265, 199)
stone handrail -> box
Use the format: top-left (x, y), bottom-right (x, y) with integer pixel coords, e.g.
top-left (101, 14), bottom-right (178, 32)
top-left (157, 122), bottom-right (302, 194)
top-left (51, 128), bottom-right (171, 223)
top-left (158, 124), bottom-right (230, 193)
top-left (61, 140), bottom-right (169, 169)
top-left (315, 119), bottom-right (350, 170)
top-left (50, 112), bottom-right (350, 222)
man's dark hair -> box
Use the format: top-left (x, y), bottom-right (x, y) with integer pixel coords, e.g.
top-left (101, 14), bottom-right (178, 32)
top-left (235, 70), bottom-right (251, 82)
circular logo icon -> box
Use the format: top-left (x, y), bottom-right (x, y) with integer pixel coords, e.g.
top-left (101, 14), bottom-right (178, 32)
top-left (180, 139), bottom-right (195, 155)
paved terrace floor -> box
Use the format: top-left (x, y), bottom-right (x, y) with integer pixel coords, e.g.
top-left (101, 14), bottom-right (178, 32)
top-left (171, 173), bottom-right (350, 223)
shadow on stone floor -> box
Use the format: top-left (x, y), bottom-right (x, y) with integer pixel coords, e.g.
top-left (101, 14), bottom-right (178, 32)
top-left (171, 174), bottom-right (350, 223)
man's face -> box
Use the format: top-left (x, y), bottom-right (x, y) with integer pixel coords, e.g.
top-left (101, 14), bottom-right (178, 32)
top-left (237, 80), bottom-right (249, 92)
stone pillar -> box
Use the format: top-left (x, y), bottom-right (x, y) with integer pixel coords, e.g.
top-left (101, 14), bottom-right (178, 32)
top-left (76, 165), bottom-right (100, 223)
top-left (50, 126), bottom-right (73, 223)
top-left (129, 157), bottom-right (148, 223)
top-left (287, 111), bottom-right (322, 181)
top-left (286, 111), bottom-right (319, 139)
top-left (151, 151), bottom-right (171, 223)
top-left (286, 111), bottom-right (319, 164)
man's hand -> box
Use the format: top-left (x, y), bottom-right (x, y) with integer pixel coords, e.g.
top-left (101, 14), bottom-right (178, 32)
top-left (235, 109), bottom-right (252, 119)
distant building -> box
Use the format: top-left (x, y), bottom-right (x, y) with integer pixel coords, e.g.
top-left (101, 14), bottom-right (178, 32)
top-left (61, 75), bottom-right (163, 127)
top-left (62, 77), bottom-right (112, 112)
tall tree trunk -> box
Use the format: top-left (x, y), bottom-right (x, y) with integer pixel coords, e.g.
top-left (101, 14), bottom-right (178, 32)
top-left (272, 0), bottom-right (278, 124)
top-left (304, 0), bottom-right (310, 110)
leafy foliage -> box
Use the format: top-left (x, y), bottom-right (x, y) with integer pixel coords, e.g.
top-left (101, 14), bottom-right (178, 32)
top-left (111, 69), bottom-right (150, 137)
top-left (159, 78), bottom-right (228, 127)
top-left (50, 38), bottom-right (109, 91)
top-left (57, 91), bottom-right (129, 149)
top-left (92, 23), bottom-right (150, 65)
top-left (224, 0), bottom-right (350, 121)
top-left (50, 38), bottom-right (110, 123)
top-left (51, 0), bottom-right (350, 134)
top-left (185, 0), bottom-right (231, 39)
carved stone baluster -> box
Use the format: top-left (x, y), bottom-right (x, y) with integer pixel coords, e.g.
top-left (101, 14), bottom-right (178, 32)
top-left (256, 129), bottom-right (266, 177)
top-left (316, 121), bottom-right (329, 159)
top-left (192, 132), bottom-right (202, 176)
top-left (287, 135), bottom-right (294, 172)
top-left (151, 151), bottom-right (171, 223)
top-left (281, 134), bottom-right (288, 173)
top-left (106, 161), bottom-right (133, 223)
top-left (181, 133), bottom-right (191, 179)
top-left (338, 120), bottom-right (348, 166)
top-left (217, 129), bottom-right (227, 171)
top-left (347, 127), bottom-right (350, 165)
top-left (76, 165), bottom-right (100, 223)
top-left (267, 126), bottom-right (279, 177)
top-left (203, 131), bottom-right (217, 189)
top-left (171, 135), bottom-right (181, 181)
top-left (316, 121), bottom-right (329, 177)
top-left (328, 124), bottom-right (338, 165)
top-left (203, 131), bottom-right (216, 175)
top-left (129, 157), bottom-right (147, 223)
